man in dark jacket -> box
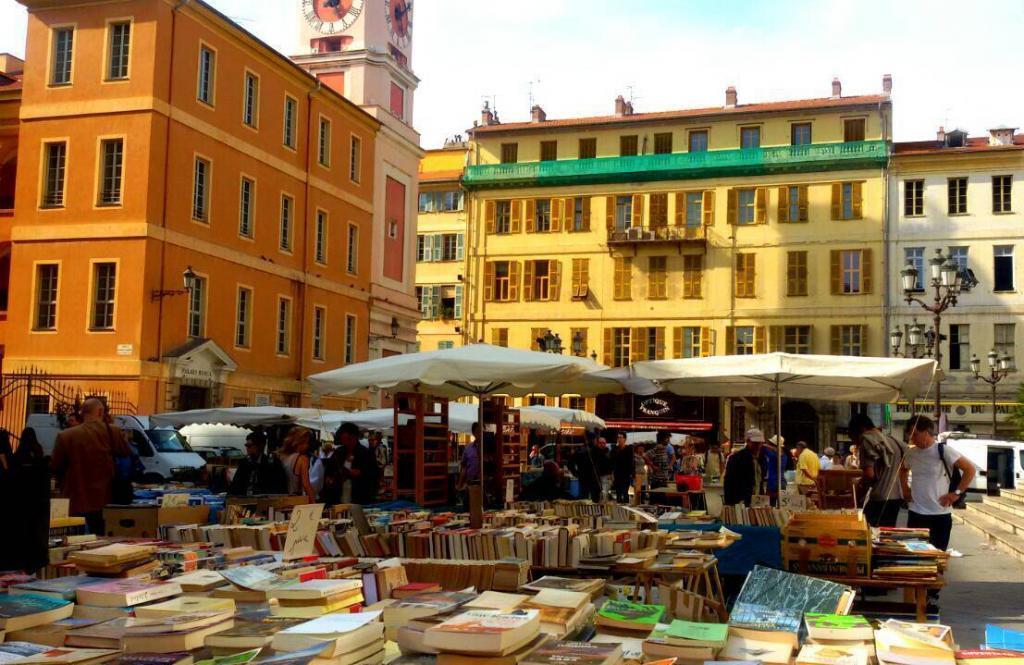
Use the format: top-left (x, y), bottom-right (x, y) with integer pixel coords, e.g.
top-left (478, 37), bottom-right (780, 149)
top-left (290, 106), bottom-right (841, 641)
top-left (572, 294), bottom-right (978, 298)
top-left (229, 431), bottom-right (287, 496)
top-left (610, 432), bottom-right (635, 503)
top-left (338, 422), bottom-right (379, 505)
top-left (723, 428), bottom-right (767, 506)
top-left (568, 436), bottom-right (609, 502)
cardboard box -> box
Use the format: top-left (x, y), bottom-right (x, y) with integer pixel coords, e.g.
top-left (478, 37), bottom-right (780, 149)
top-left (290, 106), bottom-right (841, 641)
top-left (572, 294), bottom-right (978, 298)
top-left (782, 512), bottom-right (871, 578)
top-left (103, 505), bottom-right (210, 538)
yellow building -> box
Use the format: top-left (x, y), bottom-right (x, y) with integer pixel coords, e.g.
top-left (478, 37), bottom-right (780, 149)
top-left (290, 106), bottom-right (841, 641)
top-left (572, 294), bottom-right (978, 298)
top-left (415, 144), bottom-right (467, 351)
top-left (464, 79), bottom-right (893, 442)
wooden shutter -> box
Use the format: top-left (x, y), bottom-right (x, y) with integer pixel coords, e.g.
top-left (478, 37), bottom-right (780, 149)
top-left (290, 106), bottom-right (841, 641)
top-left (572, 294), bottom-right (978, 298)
top-left (830, 183), bottom-right (842, 220)
top-left (508, 261), bottom-right (520, 301)
top-left (550, 198), bottom-right (562, 233)
top-left (563, 197), bottom-right (574, 232)
top-left (700, 327), bottom-right (712, 357)
top-left (830, 326), bottom-right (840, 355)
top-left (630, 328), bottom-right (645, 363)
top-left (830, 250), bottom-right (841, 294)
top-left (525, 199), bottom-right (536, 233)
top-left (581, 197), bottom-right (591, 231)
top-left (755, 187), bottom-right (767, 224)
top-left (603, 329), bottom-right (613, 366)
top-left (727, 189), bottom-right (738, 224)
top-left (852, 182), bottom-right (863, 219)
top-left (769, 325), bottom-right (784, 352)
top-left (632, 194), bottom-right (643, 226)
top-left (485, 201), bottom-right (496, 234)
top-left (703, 190), bottom-right (715, 226)
top-left (862, 248), bottom-right (873, 294)
top-left (859, 325), bottom-right (867, 356)
top-left (605, 195), bottom-right (615, 231)
top-left (549, 260), bottom-right (561, 301)
top-left (798, 185), bottom-right (809, 221)
top-left (725, 327), bottom-right (735, 354)
top-left (755, 326), bottom-right (767, 354)
top-left (674, 192), bottom-right (685, 226)
top-left (522, 260), bottom-right (535, 301)
top-left (654, 327), bottom-right (665, 360)
top-left (511, 200), bottom-right (522, 233)
top-left (777, 186), bottom-right (790, 223)
top-left (672, 327), bottom-right (683, 358)
top-left (483, 262), bottom-right (495, 302)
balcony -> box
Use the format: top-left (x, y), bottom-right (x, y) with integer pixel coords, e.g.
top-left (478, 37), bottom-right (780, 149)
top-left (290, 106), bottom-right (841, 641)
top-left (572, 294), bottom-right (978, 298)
top-left (463, 140), bottom-right (889, 190)
top-left (607, 223), bottom-right (706, 246)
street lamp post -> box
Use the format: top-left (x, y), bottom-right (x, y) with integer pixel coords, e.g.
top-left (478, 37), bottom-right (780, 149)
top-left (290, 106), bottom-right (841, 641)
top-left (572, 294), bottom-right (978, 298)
top-left (899, 249), bottom-right (963, 419)
top-left (536, 329), bottom-right (564, 354)
top-left (971, 350), bottom-right (1015, 436)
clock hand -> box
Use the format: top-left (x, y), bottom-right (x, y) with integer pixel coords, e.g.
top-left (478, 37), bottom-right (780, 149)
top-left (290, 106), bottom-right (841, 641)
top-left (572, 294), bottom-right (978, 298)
top-left (396, 2), bottom-right (412, 20)
top-left (323, 0), bottom-right (341, 7)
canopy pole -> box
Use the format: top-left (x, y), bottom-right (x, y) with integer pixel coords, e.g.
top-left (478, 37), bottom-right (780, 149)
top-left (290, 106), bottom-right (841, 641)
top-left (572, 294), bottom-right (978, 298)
top-left (775, 380), bottom-right (783, 496)
top-left (469, 394), bottom-right (486, 528)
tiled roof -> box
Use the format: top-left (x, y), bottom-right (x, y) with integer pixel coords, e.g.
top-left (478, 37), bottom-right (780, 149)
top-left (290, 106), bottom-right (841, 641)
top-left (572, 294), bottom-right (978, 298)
top-left (0, 72), bottom-right (23, 93)
top-left (895, 134), bottom-right (1024, 156)
top-left (470, 94), bottom-right (889, 135)
top-left (419, 169), bottom-right (463, 183)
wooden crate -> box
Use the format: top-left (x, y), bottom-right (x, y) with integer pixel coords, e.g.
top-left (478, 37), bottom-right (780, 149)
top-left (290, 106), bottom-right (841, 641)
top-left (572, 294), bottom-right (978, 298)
top-left (783, 512), bottom-right (871, 578)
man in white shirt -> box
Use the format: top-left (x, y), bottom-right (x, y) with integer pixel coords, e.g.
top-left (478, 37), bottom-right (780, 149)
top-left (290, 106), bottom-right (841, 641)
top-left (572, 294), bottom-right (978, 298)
top-left (900, 415), bottom-right (976, 552)
top-left (819, 447), bottom-right (836, 471)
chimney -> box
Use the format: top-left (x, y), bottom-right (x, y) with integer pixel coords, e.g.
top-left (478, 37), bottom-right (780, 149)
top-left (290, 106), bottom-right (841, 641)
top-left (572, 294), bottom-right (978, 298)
top-left (530, 105), bottom-right (546, 123)
top-left (882, 74), bottom-right (893, 95)
top-left (614, 95), bottom-right (628, 116)
top-left (0, 54), bottom-right (24, 75)
top-left (725, 86), bottom-right (737, 108)
top-left (936, 126), bottom-right (946, 143)
top-left (625, 100), bottom-right (634, 115)
top-left (989, 127), bottom-right (1017, 147)
top-left (831, 77), bottom-right (842, 99)
top-left (480, 102), bottom-right (494, 127)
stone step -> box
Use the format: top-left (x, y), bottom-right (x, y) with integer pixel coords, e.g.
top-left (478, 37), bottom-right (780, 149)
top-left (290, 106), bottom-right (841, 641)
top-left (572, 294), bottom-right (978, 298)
top-left (984, 495), bottom-right (1024, 519)
top-left (967, 502), bottom-right (1024, 536)
top-left (1002, 488), bottom-right (1024, 506)
top-left (960, 504), bottom-right (1024, 564)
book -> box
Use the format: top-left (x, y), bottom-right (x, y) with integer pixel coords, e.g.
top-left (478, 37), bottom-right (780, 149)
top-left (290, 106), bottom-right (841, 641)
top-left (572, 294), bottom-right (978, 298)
top-left (204, 618), bottom-right (304, 650)
top-left (250, 645), bottom-right (330, 665)
top-left (0, 642), bottom-right (53, 664)
top-left (722, 629), bottom-right (797, 665)
top-left (194, 650), bottom-right (261, 665)
top-left (271, 612), bottom-right (384, 658)
top-left (805, 614), bottom-right (874, 642)
top-left (876, 620), bottom-right (955, 665)
top-left (134, 597), bottom-right (236, 618)
top-left (72, 606), bottom-right (134, 622)
top-left (75, 580), bottom-right (182, 608)
top-left (219, 567), bottom-right (288, 592)
top-left (269, 580), bottom-right (362, 601)
top-left (594, 599), bottom-right (663, 633)
top-left (664, 619), bottom-right (729, 649)
top-left (105, 654), bottom-right (193, 665)
top-left (169, 571), bottom-right (227, 593)
top-left (521, 577), bottom-right (603, 596)
top-left (122, 621), bottom-right (234, 654)
top-left (436, 634), bottom-right (551, 665)
top-left (7, 618), bottom-right (102, 647)
top-left (730, 566), bottom-right (853, 635)
top-left (65, 618), bottom-right (135, 649)
top-left (68, 544), bottom-right (155, 565)
top-left (465, 591), bottom-right (529, 613)
top-left (423, 610), bottom-right (541, 656)
top-left (956, 651), bottom-right (1024, 665)
top-left (10, 578), bottom-right (108, 602)
top-left (0, 594), bottom-right (75, 631)
top-left (521, 640), bottom-right (621, 665)
top-left (11, 648), bottom-right (122, 665)
top-left (124, 612), bottom-right (234, 635)
top-left (797, 643), bottom-right (869, 665)
top-left (392, 583), bottom-right (442, 599)
top-left (986, 627), bottom-right (1024, 652)
top-left (643, 623), bottom-right (716, 661)
top-left (383, 591), bottom-right (476, 629)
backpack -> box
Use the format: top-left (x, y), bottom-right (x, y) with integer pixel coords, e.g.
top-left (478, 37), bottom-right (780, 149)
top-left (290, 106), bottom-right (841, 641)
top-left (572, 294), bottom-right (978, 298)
top-left (937, 441), bottom-right (966, 509)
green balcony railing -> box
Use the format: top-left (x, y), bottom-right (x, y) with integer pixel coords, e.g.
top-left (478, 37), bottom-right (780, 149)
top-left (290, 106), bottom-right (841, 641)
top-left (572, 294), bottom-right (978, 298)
top-left (463, 140), bottom-right (890, 190)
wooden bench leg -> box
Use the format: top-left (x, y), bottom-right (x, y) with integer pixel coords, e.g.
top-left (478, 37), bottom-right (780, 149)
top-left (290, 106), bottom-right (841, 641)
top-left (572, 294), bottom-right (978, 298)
top-left (915, 586), bottom-right (927, 622)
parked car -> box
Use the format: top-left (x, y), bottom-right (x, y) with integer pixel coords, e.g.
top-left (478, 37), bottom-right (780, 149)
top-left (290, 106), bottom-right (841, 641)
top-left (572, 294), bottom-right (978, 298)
top-left (939, 431), bottom-right (1024, 493)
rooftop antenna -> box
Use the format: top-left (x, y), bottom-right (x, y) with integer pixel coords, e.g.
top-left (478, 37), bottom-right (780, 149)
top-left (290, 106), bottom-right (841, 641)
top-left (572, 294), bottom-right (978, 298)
top-left (626, 84), bottom-right (642, 108)
top-left (528, 79), bottom-right (541, 113)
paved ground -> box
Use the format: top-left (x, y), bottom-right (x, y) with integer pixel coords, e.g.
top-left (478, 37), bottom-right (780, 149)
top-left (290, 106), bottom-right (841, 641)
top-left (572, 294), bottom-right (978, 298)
top-left (941, 520), bottom-right (1024, 648)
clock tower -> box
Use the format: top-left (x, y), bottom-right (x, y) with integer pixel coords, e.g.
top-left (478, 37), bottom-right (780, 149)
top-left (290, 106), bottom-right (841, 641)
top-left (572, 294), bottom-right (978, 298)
top-left (292, 0), bottom-right (423, 387)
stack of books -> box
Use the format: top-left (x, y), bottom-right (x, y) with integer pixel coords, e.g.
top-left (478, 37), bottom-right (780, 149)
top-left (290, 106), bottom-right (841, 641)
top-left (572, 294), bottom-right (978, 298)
top-left (74, 579), bottom-right (182, 622)
top-left (422, 609), bottom-right (545, 665)
top-left (0, 594), bottom-right (75, 632)
top-left (204, 615), bottom-right (304, 654)
top-left (382, 590), bottom-right (476, 641)
top-left (721, 505), bottom-right (793, 527)
top-left (521, 588), bottom-right (594, 638)
top-left (642, 619), bottom-right (728, 662)
top-left (271, 612), bottom-right (386, 665)
top-left (876, 619), bottom-right (956, 665)
top-left (520, 576), bottom-right (605, 600)
top-left (268, 580), bottom-right (364, 618)
top-left (521, 640), bottom-right (623, 665)
top-left (594, 599), bottom-right (664, 636)
top-left (67, 545), bottom-right (160, 578)
top-left (121, 611), bottom-right (235, 653)
top-left (803, 613), bottom-right (876, 662)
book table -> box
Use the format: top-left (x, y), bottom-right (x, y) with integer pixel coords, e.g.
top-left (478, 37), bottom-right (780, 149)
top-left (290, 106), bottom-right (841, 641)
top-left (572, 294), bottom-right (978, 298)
top-left (809, 574), bottom-right (944, 622)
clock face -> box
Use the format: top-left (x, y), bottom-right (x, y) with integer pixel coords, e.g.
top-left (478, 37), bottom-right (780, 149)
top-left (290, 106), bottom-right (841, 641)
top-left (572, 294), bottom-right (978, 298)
top-left (302, 0), bottom-right (364, 34)
top-left (385, 0), bottom-right (412, 48)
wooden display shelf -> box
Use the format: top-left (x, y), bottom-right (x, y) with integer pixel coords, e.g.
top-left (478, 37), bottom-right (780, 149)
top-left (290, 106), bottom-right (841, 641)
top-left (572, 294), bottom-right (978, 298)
top-left (393, 392), bottom-right (451, 507)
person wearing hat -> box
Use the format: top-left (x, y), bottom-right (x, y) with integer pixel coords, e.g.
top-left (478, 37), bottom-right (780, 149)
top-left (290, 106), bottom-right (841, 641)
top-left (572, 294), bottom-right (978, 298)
top-left (723, 428), bottom-right (768, 506)
top-left (763, 434), bottom-right (790, 505)
top-left (820, 447), bottom-right (836, 471)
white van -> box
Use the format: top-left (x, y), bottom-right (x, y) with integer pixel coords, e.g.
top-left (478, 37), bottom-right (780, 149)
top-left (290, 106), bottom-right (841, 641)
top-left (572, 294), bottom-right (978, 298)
top-left (939, 432), bottom-right (1024, 492)
top-left (25, 414), bottom-right (206, 482)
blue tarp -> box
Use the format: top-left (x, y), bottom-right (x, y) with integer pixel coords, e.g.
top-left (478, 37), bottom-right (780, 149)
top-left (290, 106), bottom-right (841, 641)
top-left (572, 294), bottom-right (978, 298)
top-left (662, 523), bottom-right (782, 576)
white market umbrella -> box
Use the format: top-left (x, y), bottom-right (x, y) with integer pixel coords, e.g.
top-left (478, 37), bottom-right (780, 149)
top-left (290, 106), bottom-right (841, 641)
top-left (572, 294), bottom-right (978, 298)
top-left (151, 406), bottom-right (337, 428)
top-left (633, 353), bottom-right (937, 493)
top-left (520, 405), bottom-right (606, 432)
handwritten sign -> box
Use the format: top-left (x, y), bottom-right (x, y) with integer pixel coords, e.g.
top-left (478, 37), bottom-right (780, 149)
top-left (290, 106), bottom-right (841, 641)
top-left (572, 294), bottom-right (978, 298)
top-left (50, 498), bottom-right (69, 521)
top-left (505, 478), bottom-right (515, 505)
top-left (283, 503), bottom-right (324, 560)
top-left (161, 493), bottom-right (190, 507)
top-left (780, 493), bottom-right (808, 510)
top-left (751, 495), bottom-right (770, 508)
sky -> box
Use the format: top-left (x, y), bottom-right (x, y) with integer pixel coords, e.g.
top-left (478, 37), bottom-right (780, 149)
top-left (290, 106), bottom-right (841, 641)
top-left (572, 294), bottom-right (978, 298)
top-left (1, 0), bottom-right (1022, 149)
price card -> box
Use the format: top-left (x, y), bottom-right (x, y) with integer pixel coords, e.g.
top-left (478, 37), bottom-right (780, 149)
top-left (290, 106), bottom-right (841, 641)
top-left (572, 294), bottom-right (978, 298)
top-left (161, 493), bottom-right (190, 507)
top-left (751, 494), bottom-right (770, 508)
top-left (50, 498), bottom-right (69, 521)
top-left (283, 503), bottom-right (325, 560)
top-left (505, 478), bottom-right (514, 504)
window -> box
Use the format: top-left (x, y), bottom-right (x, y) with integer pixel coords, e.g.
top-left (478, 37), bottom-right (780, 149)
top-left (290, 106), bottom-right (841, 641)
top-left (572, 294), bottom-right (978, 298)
top-left (419, 190), bottom-right (464, 213)
top-left (648, 256), bottom-right (667, 299)
top-left (994, 245), bottom-right (1014, 292)
top-left (500, 143), bottom-right (518, 164)
top-left (832, 325), bottom-right (864, 356)
top-left (682, 254), bottom-right (702, 299)
top-left (279, 194), bottom-right (293, 251)
top-left (486, 260), bottom-right (517, 302)
top-left (243, 71), bottom-right (259, 127)
top-left (389, 81), bottom-right (405, 119)
top-left (42, 142), bottom-right (67, 208)
top-left (571, 258), bottom-right (589, 299)
top-left (833, 181), bottom-right (862, 220)
top-left (737, 188), bottom-right (756, 225)
top-left (843, 118), bottom-right (865, 142)
top-left (610, 328), bottom-right (631, 367)
top-left (192, 157), bottom-right (210, 222)
top-left (734, 327), bottom-right (756, 355)
top-left (238, 177), bottom-right (254, 238)
top-left (904, 247), bottom-right (925, 291)
top-left (107, 22), bottom-right (130, 80)
top-left (993, 175), bottom-right (1012, 213)
top-left (685, 192), bottom-right (703, 227)
top-left (570, 197), bottom-right (589, 232)
top-left (51, 27), bottom-right (74, 85)
top-left (948, 177), bottom-right (967, 215)
top-left (187, 276), bottom-right (205, 338)
top-left (534, 199), bottom-right (551, 232)
top-left (787, 251), bottom-right (808, 296)
top-left (315, 211), bottom-right (327, 264)
top-left (620, 135), bottom-right (638, 157)
top-left (91, 263), bottom-right (116, 330)
top-left (570, 328), bottom-right (587, 356)
top-left (615, 195), bottom-right (633, 231)
top-left (904, 180), bottom-right (924, 216)
top-left (740, 126), bottom-right (761, 149)
top-left (613, 256), bottom-right (632, 300)
top-left (949, 324), bottom-right (969, 371)
top-left (782, 326), bottom-right (811, 354)
top-left (312, 306), bottom-right (326, 361)
top-left (347, 135), bottom-right (362, 183)
top-left (778, 184), bottom-right (808, 223)
top-left (276, 297), bottom-right (291, 355)
top-left (494, 200), bottom-right (512, 234)
top-left (344, 315), bottom-right (356, 365)
top-left (34, 264), bottom-right (58, 331)
top-left (98, 139), bottom-right (124, 206)
top-left (735, 253), bottom-right (756, 297)
top-left (678, 327), bottom-right (704, 359)
top-left (833, 249), bottom-right (871, 294)
top-left (197, 45), bottom-right (215, 104)
top-left (949, 246), bottom-right (969, 276)
top-left (235, 286), bottom-right (252, 348)
top-left (491, 328), bottom-right (509, 347)
top-left (654, 133), bottom-right (673, 154)
top-left (346, 224), bottom-right (358, 274)
top-left (649, 193), bottom-right (668, 228)
top-left (995, 323), bottom-right (1016, 360)
top-left (540, 140), bottom-right (557, 161)
top-left (526, 260), bottom-right (555, 301)
top-left (688, 130), bottom-right (708, 152)
top-left (318, 117), bottom-right (331, 167)
top-left (791, 123), bottom-right (811, 146)
top-left (636, 327), bottom-right (665, 361)
top-left (417, 286), bottom-right (438, 319)
top-left (283, 96), bottom-right (298, 149)
top-left (578, 138), bottom-right (597, 159)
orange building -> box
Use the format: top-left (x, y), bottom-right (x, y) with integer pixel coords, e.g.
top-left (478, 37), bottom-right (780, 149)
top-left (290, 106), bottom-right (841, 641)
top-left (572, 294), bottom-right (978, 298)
top-left (3, 0), bottom-right (381, 420)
